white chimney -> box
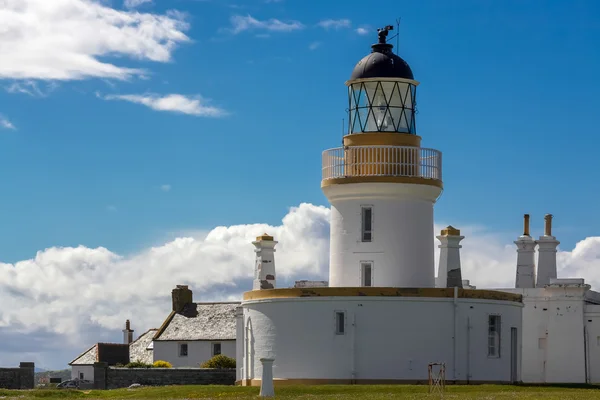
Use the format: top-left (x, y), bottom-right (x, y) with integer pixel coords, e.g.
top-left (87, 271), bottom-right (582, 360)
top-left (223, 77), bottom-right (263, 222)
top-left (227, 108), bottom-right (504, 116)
top-left (515, 214), bottom-right (537, 288)
top-left (436, 226), bottom-right (464, 288)
top-left (122, 320), bottom-right (134, 345)
top-left (253, 234), bottom-right (278, 290)
top-left (536, 214), bottom-right (559, 287)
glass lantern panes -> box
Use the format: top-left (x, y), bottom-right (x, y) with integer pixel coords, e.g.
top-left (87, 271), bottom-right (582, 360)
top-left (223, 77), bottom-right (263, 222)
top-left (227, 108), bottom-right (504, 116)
top-left (348, 81), bottom-right (416, 134)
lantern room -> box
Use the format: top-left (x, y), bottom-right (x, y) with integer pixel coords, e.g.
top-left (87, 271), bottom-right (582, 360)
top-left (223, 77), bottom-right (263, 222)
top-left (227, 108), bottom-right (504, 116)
top-left (346, 26), bottom-right (418, 135)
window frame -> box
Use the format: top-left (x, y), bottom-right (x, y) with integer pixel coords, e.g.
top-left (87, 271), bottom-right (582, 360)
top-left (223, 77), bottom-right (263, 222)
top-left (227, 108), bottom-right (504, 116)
top-left (361, 206), bottom-right (373, 243)
top-left (335, 310), bottom-right (346, 335)
top-left (212, 342), bottom-right (222, 356)
top-left (488, 314), bottom-right (502, 358)
top-left (79, 372), bottom-right (84, 380)
top-left (179, 342), bottom-right (189, 357)
top-left (360, 261), bottom-right (374, 287)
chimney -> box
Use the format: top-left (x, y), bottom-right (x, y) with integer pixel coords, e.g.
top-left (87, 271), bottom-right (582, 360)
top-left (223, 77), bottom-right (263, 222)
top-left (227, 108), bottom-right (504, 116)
top-left (436, 226), bottom-right (464, 288)
top-left (172, 285), bottom-right (193, 312)
top-left (536, 214), bottom-right (560, 288)
top-left (122, 320), bottom-right (134, 345)
top-left (252, 233), bottom-right (278, 290)
top-left (514, 214), bottom-right (537, 288)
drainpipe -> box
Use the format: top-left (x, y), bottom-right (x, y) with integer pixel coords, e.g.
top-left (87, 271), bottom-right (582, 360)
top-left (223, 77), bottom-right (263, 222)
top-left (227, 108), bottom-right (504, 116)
top-left (584, 326), bottom-right (590, 384)
top-left (351, 313), bottom-right (356, 384)
top-left (453, 286), bottom-right (458, 382)
top-left (466, 316), bottom-right (471, 383)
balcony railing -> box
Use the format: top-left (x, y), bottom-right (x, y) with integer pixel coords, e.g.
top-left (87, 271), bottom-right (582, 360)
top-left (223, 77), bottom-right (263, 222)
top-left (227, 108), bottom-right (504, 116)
top-left (322, 146), bottom-right (442, 182)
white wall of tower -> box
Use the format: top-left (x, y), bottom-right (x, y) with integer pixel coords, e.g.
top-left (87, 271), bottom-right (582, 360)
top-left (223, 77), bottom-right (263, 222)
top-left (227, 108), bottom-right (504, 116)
top-left (324, 182), bottom-right (441, 288)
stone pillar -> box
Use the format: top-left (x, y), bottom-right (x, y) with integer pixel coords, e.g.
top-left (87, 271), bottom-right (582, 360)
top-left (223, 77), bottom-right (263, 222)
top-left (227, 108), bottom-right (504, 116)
top-left (536, 214), bottom-right (560, 288)
top-left (18, 362), bottom-right (34, 389)
top-left (259, 358), bottom-right (275, 397)
top-left (253, 234), bottom-right (278, 290)
top-left (515, 214), bottom-right (537, 288)
top-left (93, 362), bottom-right (108, 390)
top-left (436, 226), bottom-right (464, 288)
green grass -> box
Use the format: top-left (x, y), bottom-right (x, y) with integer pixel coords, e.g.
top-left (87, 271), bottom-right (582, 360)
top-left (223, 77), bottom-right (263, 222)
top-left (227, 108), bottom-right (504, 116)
top-left (2, 384), bottom-right (600, 399)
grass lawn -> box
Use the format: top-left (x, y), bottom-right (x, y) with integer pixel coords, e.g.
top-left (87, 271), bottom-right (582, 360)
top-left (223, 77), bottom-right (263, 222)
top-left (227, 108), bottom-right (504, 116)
top-left (1, 384), bottom-right (600, 399)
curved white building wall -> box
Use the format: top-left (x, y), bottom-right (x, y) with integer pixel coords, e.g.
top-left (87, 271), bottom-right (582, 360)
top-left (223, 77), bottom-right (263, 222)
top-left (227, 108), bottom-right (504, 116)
top-left (325, 182), bottom-right (441, 288)
top-left (240, 294), bottom-right (522, 383)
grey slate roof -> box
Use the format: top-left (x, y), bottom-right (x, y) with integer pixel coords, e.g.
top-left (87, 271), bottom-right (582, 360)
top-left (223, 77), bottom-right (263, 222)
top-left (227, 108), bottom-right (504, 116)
top-left (129, 329), bottom-right (158, 364)
top-left (155, 302), bottom-right (240, 341)
top-left (69, 345), bottom-right (97, 365)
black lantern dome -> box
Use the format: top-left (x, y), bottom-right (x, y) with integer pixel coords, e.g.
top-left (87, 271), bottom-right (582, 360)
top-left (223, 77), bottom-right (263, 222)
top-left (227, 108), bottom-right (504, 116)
top-left (349, 27), bottom-right (414, 81)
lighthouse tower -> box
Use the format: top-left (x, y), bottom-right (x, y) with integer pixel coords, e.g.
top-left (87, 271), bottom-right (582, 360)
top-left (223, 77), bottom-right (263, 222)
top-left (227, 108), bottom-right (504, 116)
top-left (321, 26), bottom-right (443, 288)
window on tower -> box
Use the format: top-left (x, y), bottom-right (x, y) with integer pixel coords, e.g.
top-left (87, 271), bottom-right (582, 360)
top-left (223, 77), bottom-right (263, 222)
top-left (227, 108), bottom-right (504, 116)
top-left (361, 262), bottom-right (373, 287)
top-left (361, 206), bottom-right (373, 242)
top-left (335, 311), bottom-right (346, 335)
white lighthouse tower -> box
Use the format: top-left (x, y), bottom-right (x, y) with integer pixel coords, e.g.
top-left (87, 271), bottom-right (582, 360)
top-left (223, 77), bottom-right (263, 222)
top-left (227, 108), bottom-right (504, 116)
top-left (321, 26), bottom-right (443, 288)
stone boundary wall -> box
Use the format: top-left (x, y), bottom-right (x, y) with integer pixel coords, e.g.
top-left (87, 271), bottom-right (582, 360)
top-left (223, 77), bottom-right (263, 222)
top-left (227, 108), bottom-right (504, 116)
top-left (92, 362), bottom-right (235, 389)
top-left (0, 362), bottom-right (35, 389)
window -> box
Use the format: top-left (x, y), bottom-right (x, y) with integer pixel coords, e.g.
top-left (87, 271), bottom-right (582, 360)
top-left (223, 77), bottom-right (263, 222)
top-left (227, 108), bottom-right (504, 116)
top-left (361, 262), bottom-right (373, 287)
top-left (488, 315), bottom-right (501, 358)
top-left (79, 372), bottom-right (84, 380)
top-left (212, 342), bottom-right (222, 356)
top-left (361, 206), bottom-right (373, 242)
top-left (179, 343), bottom-right (188, 357)
top-left (335, 311), bottom-right (346, 335)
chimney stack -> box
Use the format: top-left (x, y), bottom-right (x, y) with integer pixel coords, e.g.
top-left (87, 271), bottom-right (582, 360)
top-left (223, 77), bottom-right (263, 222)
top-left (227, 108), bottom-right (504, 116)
top-left (514, 214), bottom-right (537, 288)
top-left (536, 214), bottom-right (559, 288)
top-left (253, 234), bottom-right (278, 290)
top-left (172, 285), bottom-right (193, 312)
top-left (122, 320), bottom-right (134, 345)
top-left (436, 226), bottom-right (464, 288)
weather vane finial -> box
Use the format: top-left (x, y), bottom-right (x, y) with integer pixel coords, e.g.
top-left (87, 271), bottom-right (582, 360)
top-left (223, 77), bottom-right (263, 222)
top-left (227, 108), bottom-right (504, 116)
top-left (377, 25), bottom-right (394, 44)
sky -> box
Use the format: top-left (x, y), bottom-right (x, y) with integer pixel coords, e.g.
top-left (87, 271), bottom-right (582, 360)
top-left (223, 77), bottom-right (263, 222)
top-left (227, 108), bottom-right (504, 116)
top-left (0, 0), bottom-right (599, 370)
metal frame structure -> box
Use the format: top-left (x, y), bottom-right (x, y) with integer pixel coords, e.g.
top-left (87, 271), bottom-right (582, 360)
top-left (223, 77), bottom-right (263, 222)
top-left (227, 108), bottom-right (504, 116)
top-left (428, 362), bottom-right (446, 396)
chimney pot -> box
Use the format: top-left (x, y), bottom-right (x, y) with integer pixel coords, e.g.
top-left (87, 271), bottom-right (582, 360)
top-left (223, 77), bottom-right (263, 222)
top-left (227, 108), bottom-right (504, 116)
top-left (544, 214), bottom-right (553, 236)
top-left (523, 214), bottom-right (530, 236)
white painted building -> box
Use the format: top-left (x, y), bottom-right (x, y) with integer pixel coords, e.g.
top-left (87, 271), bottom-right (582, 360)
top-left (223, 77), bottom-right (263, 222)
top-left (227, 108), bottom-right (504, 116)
top-left (236, 26), bottom-right (525, 387)
top-left (152, 285), bottom-right (238, 367)
top-left (492, 214), bottom-right (600, 384)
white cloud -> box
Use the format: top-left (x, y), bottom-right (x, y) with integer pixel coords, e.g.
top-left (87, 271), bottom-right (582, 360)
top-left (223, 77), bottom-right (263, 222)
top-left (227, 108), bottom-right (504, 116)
top-left (160, 184), bottom-right (172, 192)
top-left (229, 15), bottom-right (304, 34)
top-left (1, 202), bottom-right (599, 369)
top-left (0, 0), bottom-right (190, 81)
top-left (100, 93), bottom-right (227, 117)
top-left (124, 0), bottom-right (152, 9)
top-left (0, 115), bottom-right (15, 130)
top-left (356, 27), bottom-right (370, 36)
top-left (317, 19), bottom-right (351, 30)
top-left (309, 41), bottom-right (321, 50)
top-left (5, 81), bottom-right (59, 97)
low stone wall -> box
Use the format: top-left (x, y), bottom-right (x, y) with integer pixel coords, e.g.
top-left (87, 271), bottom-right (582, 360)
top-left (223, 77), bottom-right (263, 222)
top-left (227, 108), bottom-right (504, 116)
top-left (92, 362), bottom-right (235, 389)
top-left (0, 362), bottom-right (35, 389)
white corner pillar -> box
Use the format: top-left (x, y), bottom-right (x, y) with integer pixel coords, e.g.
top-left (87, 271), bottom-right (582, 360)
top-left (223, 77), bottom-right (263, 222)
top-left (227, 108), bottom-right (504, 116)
top-left (259, 358), bottom-right (275, 397)
top-left (436, 226), bottom-right (464, 288)
top-left (515, 214), bottom-right (537, 288)
top-left (252, 234), bottom-right (278, 290)
top-left (536, 214), bottom-right (559, 288)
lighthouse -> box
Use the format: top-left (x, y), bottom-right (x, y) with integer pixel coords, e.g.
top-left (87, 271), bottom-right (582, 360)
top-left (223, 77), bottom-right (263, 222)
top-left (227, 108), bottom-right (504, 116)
top-left (321, 26), bottom-right (443, 288)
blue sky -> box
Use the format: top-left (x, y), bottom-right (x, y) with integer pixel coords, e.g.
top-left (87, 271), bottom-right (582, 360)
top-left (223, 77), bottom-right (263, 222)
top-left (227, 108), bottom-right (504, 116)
top-left (1, 0), bottom-right (599, 263)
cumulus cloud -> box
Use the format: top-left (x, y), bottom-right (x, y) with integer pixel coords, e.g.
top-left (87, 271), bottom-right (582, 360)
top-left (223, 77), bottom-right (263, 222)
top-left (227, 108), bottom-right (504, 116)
top-left (0, 0), bottom-right (190, 81)
top-left (228, 15), bottom-right (304, 34)
top-left (160, 184), bottom-right (172, 192)
top-left (356, 27), bottom-right (370, 36)
top-left (309, 41), bottom-right (321, 50)
top-left (1, 202), bottom-right (599, 369)
top-left (0, 115), bottom-right (15, 130)
top-left (317, 19), bottom-right (351, 30)
top-left (100, 93), bottom-right (227, 117)
top-left (124, 0), bottom-right (152, 9)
